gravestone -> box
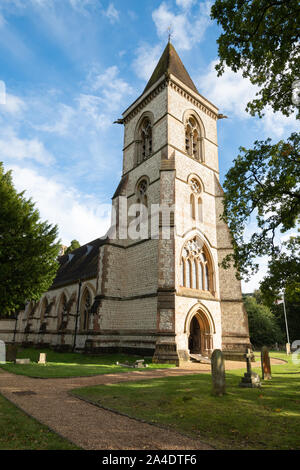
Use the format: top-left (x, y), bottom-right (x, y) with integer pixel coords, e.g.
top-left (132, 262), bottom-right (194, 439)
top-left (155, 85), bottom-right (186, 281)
top-left (38, 353), bottom-right (47, 364)
top-left (5, 343), bottom-right (18, 362)
top-left (240, 349), bottom-right (261, 388)
top-left (211, 349), bottom-right (226, 396)
top-left (0, 341), bottom-right (6, 364)
top-left (261, 346), bottom-right (272, 380)
top-left (16, 358), bottom-right (30, 365)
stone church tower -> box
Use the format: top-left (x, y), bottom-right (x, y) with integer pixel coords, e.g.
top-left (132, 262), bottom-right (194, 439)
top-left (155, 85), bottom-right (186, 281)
top-left (88, 42), bottom-right (251, 363)
top-left (9, 42), bottom-right (251, 363)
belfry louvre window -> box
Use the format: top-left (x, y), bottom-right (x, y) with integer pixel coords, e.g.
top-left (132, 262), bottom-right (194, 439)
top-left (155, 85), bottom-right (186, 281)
top-left (185, 116), bottom-right (204, 161)
top-left (180, 237), bottom-right (211, 291)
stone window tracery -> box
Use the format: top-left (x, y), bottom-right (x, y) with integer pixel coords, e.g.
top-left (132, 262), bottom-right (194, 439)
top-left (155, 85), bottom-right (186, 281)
top-left (136, 178), bottom-right (148, 207)
top-left (189, 177), bottom-right (203, 222)
top-left (180, 237), bottom-right (211, 291)
top-left (185, 115), bottom-right (204, 162)
top-left (81, 289), bottom-right (91, 331)
top-left (136, 117), bottom-right (152, 164)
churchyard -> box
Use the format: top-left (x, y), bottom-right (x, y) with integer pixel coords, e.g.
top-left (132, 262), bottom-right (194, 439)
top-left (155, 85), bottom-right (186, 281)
top-left (0, 347), bottom-right (299, 450)
top-left (0, 347), bottom-right (174, 378)
top-left (71, 351), bottom-right (300, 450)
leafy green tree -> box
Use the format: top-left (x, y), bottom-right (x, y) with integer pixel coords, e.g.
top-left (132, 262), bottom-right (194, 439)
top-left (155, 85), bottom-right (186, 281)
top-left (211, 0), bottom-right (300, 301)
top-left (65, 239), bottom-right (81, 254)
top-left (221, 133), bottom-right (300, 280)
top-left (0, 163), bottom-right (60, 316)
top-left (260, 235), bottom-right (300, 304)
top-left (211, 0), bottom-right (300, 117)
top-left (244, 293), bottom-right (284, 347)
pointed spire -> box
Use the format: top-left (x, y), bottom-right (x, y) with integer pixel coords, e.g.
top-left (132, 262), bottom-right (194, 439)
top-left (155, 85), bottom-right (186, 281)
top-left (143, 42), bottom-right (199, 95)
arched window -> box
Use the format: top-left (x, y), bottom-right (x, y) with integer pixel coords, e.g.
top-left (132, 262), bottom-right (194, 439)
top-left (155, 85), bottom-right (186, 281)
top-left (57, 294), bottom-right (68, 330)
top-left (180, 236), bottom-right (212, 292)
top-left (137, 178), bottom-right (148, 208)
top-left (189, 177), bottom-right (203, 223)
top-left (81, 289), bottom-right (92, 331)
top-left (185, 115), bottom-right (204, 161)
top-left (136, 117), bottom-right (152, 164)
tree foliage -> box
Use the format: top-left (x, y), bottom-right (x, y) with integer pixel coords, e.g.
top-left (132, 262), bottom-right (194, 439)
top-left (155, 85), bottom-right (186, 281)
top-left (244, 293), bottom-right (284, 347)
top-left (65, 239), bottom-right (81, 255)
top-left (211, 0), bottom-right (300, 303)
top-left (260, 235), bottom-right (300, 304)
top-left (221, 133), bottom-right (300, 280)
top-left (0, 163), bottom-right (60, 316)
top-left (211, 0), bottom-right (300, 118)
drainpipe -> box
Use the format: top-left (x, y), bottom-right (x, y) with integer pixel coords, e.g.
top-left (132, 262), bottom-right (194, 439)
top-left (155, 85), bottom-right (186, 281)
top-left (72, 279), bottom-right (82, 352)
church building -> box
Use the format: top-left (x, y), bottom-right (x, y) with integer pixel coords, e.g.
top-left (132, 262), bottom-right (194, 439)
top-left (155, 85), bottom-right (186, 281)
top-left (8, 42), bottom-right (251, 364)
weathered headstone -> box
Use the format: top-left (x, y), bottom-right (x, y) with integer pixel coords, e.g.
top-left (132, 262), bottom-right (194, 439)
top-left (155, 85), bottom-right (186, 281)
top-left (0, 341), bottom-right (6, 364)
top-left (16, 358), bottom-right (30, 365)
top-left (211, 349), bottom-right (226, 396)
top-left (240, 349), bottom-right (261, 388)
top-left (38, 353), bottom-right (47, 364)
top-left (261, 346), bottom-right (272, 380)
top-left (5, 343), bottom-right (18, 362)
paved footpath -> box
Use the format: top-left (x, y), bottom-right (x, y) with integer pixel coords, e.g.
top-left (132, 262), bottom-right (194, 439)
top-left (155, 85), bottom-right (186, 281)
top-left (0, 358), bottom-right (284, 450)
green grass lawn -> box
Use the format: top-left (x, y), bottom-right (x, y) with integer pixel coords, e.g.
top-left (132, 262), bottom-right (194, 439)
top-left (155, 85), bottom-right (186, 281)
top-left (71, 352), bottom-right (300, 450)
top-left (0, 347), bottom-right (174, 378)
top-left (0, 393), bottom-right (79, 450)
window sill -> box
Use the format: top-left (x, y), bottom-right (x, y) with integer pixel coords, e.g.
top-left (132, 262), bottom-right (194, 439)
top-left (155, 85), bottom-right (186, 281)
top-left (177, 287), bottom-right (217, 300)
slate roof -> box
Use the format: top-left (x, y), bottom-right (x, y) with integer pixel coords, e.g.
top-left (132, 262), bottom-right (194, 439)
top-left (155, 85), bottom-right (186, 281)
top-left (143, 42), bottom-right (199, 95)
top-left (50, 237), bottom-right (106, 290)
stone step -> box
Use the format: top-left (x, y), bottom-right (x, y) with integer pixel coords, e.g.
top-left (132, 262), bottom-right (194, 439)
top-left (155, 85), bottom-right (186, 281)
top-left (190, 354), bottom-right (211, 364)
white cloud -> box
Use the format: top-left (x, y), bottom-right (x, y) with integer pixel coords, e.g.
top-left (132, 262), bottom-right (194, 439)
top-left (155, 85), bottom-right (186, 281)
top-left (198, 60), bottom-right (298, 137)
top-left (88, 65), bottom-right (133, 112)
top-left (77, 94), bottom-right (111, 130)
top-left (132, 44), bottom-right (162, 82)
top-left (241, 258), bottom-right (269, 293)
top-left (9, 165), bottom-right (111, 246)
top-left (3, 93), bottom-right (26, 114)
top-left (176, 0), bottom-right (196, 9)
top-left (104, 2), bottom-right (119, 24)
top-left (0, 127), bottom-right (54, 165)
top-left (152, 1), bottom-right (212, 51)
top-left (34, 104), bottom-right (75, 135)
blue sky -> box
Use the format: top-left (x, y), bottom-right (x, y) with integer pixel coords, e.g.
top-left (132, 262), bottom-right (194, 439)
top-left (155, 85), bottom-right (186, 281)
top-left (0, 0), bottom-right (297, 292)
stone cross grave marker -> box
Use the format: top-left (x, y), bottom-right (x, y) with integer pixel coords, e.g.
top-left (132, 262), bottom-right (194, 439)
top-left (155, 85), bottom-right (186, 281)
top-left (261, 346), bottom-right (272, 380)
top-left (38, 353), bottom-right (47, 364)
top-left (211, 349), bottom-right (226, 396)
top-left (240, 348), bottom-right (261, 388)
top-left (0, 341), bottom-right (5, 364)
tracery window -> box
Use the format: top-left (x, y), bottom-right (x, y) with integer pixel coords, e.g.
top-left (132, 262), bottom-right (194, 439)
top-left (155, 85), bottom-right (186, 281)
top-left (137, 117), bottom-right (152, 163)
top-left (180, 237), bottom-right (211, 291)
top-left (58, 294), bottom-right (68, 330)
top-left (185, 116), bottom-right (204, 161)
top-left (81, 289), bottom-right (91, 331)
top-left (136, 178), bottom-right (148, 207)
top-left (189, 177), bottom-right (203, 222)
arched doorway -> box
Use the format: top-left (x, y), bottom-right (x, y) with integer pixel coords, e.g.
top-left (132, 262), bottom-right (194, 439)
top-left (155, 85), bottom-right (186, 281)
top-left (188, 311), bottom-right (213, 357)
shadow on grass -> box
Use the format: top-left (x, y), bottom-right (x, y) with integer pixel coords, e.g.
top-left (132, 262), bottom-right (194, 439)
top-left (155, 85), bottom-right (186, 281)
top-left (72, 362), bottom-right (300, 450)
top-left (0, 347), bottom-right (174, 378)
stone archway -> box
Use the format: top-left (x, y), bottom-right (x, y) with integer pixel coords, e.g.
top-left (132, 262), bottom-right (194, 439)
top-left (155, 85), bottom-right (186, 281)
top-left (188, 310), bottom-right (213, 357)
